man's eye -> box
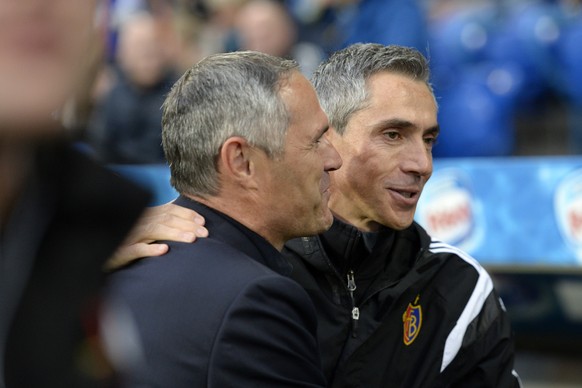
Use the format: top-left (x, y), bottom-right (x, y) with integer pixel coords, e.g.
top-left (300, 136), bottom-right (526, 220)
top-left (425, 136), bottom-right (438, 146)
top-left (384, 131), bottom-right (400, 140)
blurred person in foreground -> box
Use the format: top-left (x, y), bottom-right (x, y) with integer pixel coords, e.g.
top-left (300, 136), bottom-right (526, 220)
top-left (89, 12), bottom-right (176, 164)
top-left (120, 44), bottom-right (521, 387)
top-left (0, 1), bottom-right (208, 387)
top-left (105, 51), bottom-right (341, 386)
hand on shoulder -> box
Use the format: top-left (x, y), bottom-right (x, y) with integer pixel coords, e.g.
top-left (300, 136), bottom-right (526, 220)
top-left (104, 202), bottom-right (208, 271)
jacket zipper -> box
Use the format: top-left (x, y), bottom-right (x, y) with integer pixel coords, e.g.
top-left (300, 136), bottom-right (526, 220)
top-left (317, 251), bottom-right (361, 338)
top-left (346, 270), bottom-right (359, 337)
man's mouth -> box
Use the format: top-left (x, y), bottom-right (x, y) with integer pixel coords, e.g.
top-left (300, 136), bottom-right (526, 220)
top-left (394, 190), bottom-right (417, 199)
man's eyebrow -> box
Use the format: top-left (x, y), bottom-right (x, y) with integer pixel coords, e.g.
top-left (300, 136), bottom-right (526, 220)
top-left (426, 125), bottom-right (440, 136)
top-left (373, 118), bottom-right (415, 130)
top-left (373, 119), bottom-right (440, 136)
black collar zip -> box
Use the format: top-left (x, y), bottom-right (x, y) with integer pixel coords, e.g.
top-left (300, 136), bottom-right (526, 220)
top-left (346, 270), bottom-right (359, 337)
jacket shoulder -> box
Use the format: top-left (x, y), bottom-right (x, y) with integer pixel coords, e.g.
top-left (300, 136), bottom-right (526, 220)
top-left (425, 241), bottom-right (517, 382)
top-left (109, 238), bottom-right (284, 299)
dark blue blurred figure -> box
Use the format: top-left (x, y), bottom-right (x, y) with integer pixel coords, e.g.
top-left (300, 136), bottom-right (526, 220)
top-left (429, 4), bottom-right (516, 157)
top-left (287, 0), bottom-right (428, 56)
top-left (487, 1), bottom-right (565, 106)
top-left (558, 10), bottom-right (582, 152)
top-left (341, 0), bottom-right (429, 56)
top-left (429, 1), bottom-right (568, 157)
top-left (434, 65), bottom-right (517, 157)
top-left (89, 12), bottom-right (176, 164)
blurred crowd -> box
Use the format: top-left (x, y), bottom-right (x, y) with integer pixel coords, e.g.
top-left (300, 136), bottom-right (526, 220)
top-left (77, 0), bottom-right (582, 163)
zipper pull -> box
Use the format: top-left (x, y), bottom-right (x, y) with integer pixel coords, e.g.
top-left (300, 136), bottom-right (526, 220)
top-left (347, 270), bottom-right (359, 337)
top-left (347, 270), bottom-right (357, 293)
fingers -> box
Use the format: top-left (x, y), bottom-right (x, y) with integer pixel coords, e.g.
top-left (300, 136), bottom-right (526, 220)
top-left (144, 202), bottom-right (206, 228)
top-left (104, 243), bottom-right (169, 272)
top-left (104, 202), bottom-right (209, 272)
top-left (127, 203), bottom-right (208, 245)
top-left (129, 222), bottom-right (199, 245)
top-left (146, 210), bottom-right (208, 239)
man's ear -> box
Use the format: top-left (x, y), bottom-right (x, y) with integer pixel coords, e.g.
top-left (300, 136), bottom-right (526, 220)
top-left (219, 137), bottom-right (257, 187)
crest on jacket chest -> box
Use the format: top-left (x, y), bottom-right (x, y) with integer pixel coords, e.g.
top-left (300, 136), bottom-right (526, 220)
top-left (402, 294), bottom-right (422, 346)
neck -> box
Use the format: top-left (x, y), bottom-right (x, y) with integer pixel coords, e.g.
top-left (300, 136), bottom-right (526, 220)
top-left (187, 193), bottom-right (286, 251)
top-left (0, 139), bottom-right (34, 226)
top-left (329, 191), bottom-right (382, 233)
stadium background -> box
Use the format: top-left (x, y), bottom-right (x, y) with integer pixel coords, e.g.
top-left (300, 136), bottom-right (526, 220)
top-left (80, 0), bottom-right (582, 386)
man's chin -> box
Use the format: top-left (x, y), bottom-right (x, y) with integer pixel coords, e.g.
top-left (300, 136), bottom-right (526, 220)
top-left (312, 209), bottom-right (334, 235)
top-left (379, 210), bottom-right (416, 231)
top-left (386, 218), bottom-right (415, 231)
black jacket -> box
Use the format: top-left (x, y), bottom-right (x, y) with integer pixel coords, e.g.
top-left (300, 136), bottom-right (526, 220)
top-left (284, 219), bottom-right (520, 388)
top-left (3, 142), bottom-right (150, 388)
top-left (107, 196), bottom-right (326, 387)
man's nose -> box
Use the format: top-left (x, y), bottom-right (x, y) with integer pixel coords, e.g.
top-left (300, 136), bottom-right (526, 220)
top-left (322, 138), bottom-right (342, 172)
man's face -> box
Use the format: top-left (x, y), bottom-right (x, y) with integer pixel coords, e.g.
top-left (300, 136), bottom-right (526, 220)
top-left (0, 0), bottom-right (98, 133)
top-left (235, 0), bottom-right (296, 58)
top-left (328, 72), bottom-right (439, 231)
top-left (119, 16), bottom-right (166, 88)
top-left (259, 71), bottom-right (342, 241)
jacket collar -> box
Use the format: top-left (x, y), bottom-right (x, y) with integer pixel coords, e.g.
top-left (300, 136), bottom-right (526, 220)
top-left (323, 218), bottom-right (399, 273)
top-left (285, 218), bottom-right (433, 278)
top-left (174, 195), bottom-right (292, 276)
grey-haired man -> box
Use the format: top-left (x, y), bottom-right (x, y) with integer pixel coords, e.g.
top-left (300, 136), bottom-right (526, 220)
top-left (106, 51), bottom-right (341, 387)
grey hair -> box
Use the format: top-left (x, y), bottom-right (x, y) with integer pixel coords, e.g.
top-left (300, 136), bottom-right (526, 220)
top-left (312, 43), bottom-right (434, 135)
top-left (162, 51), bottom-right (299, 197)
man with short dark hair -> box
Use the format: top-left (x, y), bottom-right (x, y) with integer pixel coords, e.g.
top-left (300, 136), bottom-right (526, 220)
top-left (106, 50), bottom-right (341, 387)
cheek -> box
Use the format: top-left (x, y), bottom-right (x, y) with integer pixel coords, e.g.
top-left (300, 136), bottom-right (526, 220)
top-left (341, 150), bottom-right (383, 186)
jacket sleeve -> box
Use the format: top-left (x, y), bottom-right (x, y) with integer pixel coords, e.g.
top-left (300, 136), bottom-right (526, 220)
top-left (208, 274), bottom-right (327, 388)
top-left (442, 289), bottom-right (522, 388)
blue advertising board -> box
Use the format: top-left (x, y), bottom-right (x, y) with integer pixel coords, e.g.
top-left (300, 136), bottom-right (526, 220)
top-left (416, 157), bottom-right (582, 267)
top-left (114, 157), bottom-right (582, 267)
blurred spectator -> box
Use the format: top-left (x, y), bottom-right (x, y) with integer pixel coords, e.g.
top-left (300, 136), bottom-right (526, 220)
top-left (232, 0), bottom-right (325, 76)
top-left (235, 0), bottom-right (296, 58)
top-left (165, 0), bottom-right (206, 72)
top-left (426, 0), bottom-right (576, 157)
top-left (287, 0), bottom-right (429, 56)
top-left (88, 12), bottom-right (177, 164)
top-left (340, 0), bottom-right (429, 56)
top-left (195, 0), bottom-right (248, 59)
